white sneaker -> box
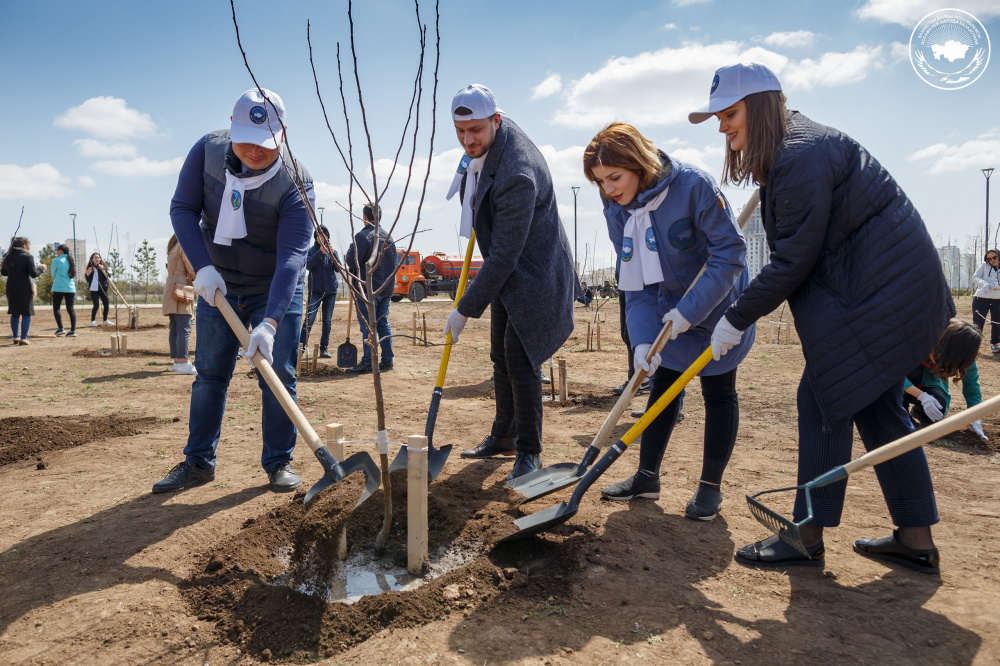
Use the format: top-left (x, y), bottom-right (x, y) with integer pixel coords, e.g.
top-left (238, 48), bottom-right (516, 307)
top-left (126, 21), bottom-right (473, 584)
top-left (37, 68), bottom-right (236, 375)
top-left (102, 320), bottom-right (113, 326)
top-left (89, 321), bottom-right (99, 327)
top-left (173, 362), bottom-right (197, 375)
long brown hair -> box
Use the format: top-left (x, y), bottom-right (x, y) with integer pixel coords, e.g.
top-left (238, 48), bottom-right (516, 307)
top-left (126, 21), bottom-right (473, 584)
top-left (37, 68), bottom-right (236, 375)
top-left (57, 244), bottom-right (76, 278)
top-left (929, 319), bottom-right (981, 382)
top-left (583, 122), bottom-right (665, 200)
top-left (721, 90), bottom-right (789, 187)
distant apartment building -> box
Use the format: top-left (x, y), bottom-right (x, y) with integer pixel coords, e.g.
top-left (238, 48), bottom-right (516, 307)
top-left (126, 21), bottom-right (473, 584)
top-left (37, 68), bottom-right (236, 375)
top-left (742, 202), bottom-right (768, 280)
top-left (49, 239), bottom-right (87, 273)
top-left (937, 245), bottom-right (975, 290)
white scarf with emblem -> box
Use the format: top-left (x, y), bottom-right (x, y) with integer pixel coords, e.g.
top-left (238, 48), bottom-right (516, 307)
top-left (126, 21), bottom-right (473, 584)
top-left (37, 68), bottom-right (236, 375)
top-left (214, 156), bottom-right (284, 246)
top-left (445, 153), bottom-right (485, 239)
top-left (617, 186), bottom-right (670, 291)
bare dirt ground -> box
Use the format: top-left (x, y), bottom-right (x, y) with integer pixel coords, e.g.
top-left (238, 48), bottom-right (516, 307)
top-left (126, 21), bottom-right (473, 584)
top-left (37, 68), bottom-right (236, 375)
top-left (1, 296), bottom-right (998, 665)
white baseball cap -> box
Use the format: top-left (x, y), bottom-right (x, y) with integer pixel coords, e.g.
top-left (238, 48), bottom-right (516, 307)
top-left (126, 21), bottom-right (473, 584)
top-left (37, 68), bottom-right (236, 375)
top-left (451, 84), bottom-right (504, 121)
top-left (688, 63), bottom-right (782, 124)
top-left (230, 87), bottom-right (286, 148)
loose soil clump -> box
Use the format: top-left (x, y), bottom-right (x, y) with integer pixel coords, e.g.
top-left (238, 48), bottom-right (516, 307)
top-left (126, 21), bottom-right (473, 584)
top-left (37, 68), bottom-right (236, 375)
top-left (0, 415), bottom-right (159, 466)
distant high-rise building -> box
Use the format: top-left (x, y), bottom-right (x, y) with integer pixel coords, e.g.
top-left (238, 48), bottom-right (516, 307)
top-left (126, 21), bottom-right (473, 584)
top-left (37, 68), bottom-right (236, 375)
top-left (65, 238), bottom-right (87, 276)
top-left (742, 202), bottom-right (767, 280)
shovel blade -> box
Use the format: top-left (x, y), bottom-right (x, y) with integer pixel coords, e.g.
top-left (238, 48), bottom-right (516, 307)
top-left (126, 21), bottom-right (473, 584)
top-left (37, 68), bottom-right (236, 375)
top-left (389, 443), bottom-right (453, 480)
top-left (337, 342), bottom-right (358, 368)
top-left (506, 462), bottom-right (583, 501)
top-left (304, 447), bottom-right (381, 507)
top-left (497, 501), bottom-right (578, 543)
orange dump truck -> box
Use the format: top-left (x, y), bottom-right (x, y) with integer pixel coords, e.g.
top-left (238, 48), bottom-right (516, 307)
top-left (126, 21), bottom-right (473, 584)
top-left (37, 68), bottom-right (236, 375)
top-left (392, 251), bottom-right (484, 302)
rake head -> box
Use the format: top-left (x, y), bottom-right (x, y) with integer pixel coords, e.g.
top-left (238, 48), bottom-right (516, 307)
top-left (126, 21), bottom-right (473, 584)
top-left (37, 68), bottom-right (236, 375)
top-left (746, 485), bottom-right (813, 558)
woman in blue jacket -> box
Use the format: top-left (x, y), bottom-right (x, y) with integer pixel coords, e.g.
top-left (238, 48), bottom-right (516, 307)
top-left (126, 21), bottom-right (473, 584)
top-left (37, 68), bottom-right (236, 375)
top-left (583, 122), bottom-right (754, 520)
top-left (690, 63), bottom-right (953, 571)
top-left (50, 244), bottom-right (78, 337)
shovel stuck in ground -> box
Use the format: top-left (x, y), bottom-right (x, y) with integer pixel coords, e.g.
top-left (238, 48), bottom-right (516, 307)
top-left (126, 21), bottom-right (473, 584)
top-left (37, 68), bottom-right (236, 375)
top-left (337, 296), bottom-right (359, 369)
top-left (499, 347), bottom-right (714, 543)
top-left (389, 233), bottom-right (478, 481)
top-left (212, 289), bottom-right (381, 506)
top-left (747, 392), bottom-right (1000, 558)
top-left (510, 189), bottom-right (761, 503)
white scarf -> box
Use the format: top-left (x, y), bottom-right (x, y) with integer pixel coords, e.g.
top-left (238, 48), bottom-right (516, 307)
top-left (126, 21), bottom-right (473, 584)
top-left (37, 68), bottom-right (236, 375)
top-left (618, 186), bottom-right (670, 292)
top-left (214, 157), bottom-right (284, 246)
top-left (445, 153), bottom-right (485, 238)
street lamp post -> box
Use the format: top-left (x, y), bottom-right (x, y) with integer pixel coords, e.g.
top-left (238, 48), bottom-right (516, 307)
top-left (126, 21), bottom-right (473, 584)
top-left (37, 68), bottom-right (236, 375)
top-left (571, 186), bottom-right (580, 274)
top-left (984, 168), bottom-right (994, 248)
top-left (70, 213), bottom-right (77, 284)
top-left (317, 206), bottom-right (324, 227)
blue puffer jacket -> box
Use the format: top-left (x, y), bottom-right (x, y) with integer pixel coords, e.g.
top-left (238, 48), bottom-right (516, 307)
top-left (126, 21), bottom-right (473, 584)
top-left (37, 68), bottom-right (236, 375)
top-left (725, 112), bottom-right (954, 422)
top-left (306, 243), bottom-right (340, 295)
top-left (605, 153), bottom-right (754, 375)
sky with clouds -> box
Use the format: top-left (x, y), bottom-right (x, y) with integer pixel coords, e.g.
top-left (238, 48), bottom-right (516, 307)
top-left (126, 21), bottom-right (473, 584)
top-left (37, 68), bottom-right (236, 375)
top-left (2, 0), bottom-right (998, 271)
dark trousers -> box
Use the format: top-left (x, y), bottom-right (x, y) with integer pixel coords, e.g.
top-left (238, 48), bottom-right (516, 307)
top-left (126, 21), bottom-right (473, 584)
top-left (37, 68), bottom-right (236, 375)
top-left (638, 366), bottom-right (739, 484)
top-left (793, 372), bottom-right (939, 527)
top-left (300, 292), bottom-right (336, 349)
top-left (52, 292), bottom-right (76, 331)
top-left (168, 313), bottom-right (192, 359)
top-left (90, 289), bottom-right (109, 321)
top-left (972, 296), bottom-right (1000, 344)
top-left (619, 290), bottom-right (634, 379)
top-left (490, 298), bottom-right (543, 454)
top-left (902, 385), bottom-right (949, 428)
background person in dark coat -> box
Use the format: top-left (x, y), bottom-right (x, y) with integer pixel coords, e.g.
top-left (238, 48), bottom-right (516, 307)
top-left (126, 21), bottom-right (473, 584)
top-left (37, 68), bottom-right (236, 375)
top-left (345, 203), bottom-right (396, 374)
top-left (691, 63), bottom-right (954, 571)
top-left (300, 224), bottom-right (340, 358)
top-left (443, 84), bottom-right (579, 484)
top-left (2, 237), bottom-right (46, 345)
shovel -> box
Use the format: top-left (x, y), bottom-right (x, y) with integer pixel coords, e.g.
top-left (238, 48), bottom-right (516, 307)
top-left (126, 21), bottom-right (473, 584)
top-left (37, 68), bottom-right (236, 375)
top-left (747, 391), bottom-right (1000, 558)
top-left (211, 288), bottom-right (380, 506)
top-left (389, 232), bottom-right (478, 480)
top-left (510, 188), bottom-right (760, 502)
top-left (337, 295), bottom-right (358, 368)
top-left (499, 347), bottom-right (714, 543)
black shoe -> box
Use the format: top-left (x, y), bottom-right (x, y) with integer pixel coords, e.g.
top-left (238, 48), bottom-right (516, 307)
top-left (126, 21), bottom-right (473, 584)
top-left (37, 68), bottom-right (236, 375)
top-left (319, 348), bottom-right (332, 359)
top-left (685, 482), bottom-right (722, 521)
top-left (268, 463), bottom-right (302, 493)
top-left (346, 361), bottom-right (373, 374)
top-left (54, 328), bottom-right (66, 336)
top-left (540, 369), bottom-right (551, 384)
top-left (992, 343), bottom-right (1000, 355)
top-left (735, 534), bottom-right (825, 568)
top-left (460, 434), bottom-right (516, 459)
top-left (611, 381), bottom-right (629, 396)
top-left (601, 471), bottom-right (660, 501)
top-left (152, 461), bottom-right (214, 493)
top-left (67, 331), bottom-right (77, 337)
top-left (505, 452), bottom-right (542, 485)
top-left (379, 359), bottom-right (394, 371)
top-left (636, 379), bottom-right (650, 395)
top-left (853, 530), bottom-right (940, 573)
top-left (630, 409), bottom-right (646, 418)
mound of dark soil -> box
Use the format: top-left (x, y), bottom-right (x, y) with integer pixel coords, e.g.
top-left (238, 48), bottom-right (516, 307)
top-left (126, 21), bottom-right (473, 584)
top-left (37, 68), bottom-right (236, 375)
top-left (0, 415), bottom-right (159, 466)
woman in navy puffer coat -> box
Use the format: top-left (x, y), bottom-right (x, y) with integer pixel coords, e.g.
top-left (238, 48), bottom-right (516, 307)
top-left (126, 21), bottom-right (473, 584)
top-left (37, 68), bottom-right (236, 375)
top-left (690, 63), bottom-right (953, 571)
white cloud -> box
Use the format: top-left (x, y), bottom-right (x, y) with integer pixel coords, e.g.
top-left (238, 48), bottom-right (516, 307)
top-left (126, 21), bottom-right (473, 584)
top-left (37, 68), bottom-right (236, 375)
top-left (54, 96), bottom-right (157, 140)
top-left (908, 132), bottom-right (1000, 174)
top-left (664, 23), bottom-right (678, 30)
top-left (857, 1), bottom-right (1000, 26)
top-left (78, 175), bottom-right (96, 187)
top-left (531, 74), bottom-right (563, 100)
top-left (673, 0), bottom-right (710, 6)
top-left (0, 163), bottom-right (73, 199)
top-left (889, 41), bottom-right (909, 63)
top-left (781, 45), bottom-right (885, 91)
top-left (73, 138), bottom-right (138, 159)
top-left (762, 31), bottom-right (815, 48)
top-left (538, 145), bottom-right (587, 185)
top-left (92, 156), bottom-right (184, 177)
top-left (659, 138), bottom-right (724, 173)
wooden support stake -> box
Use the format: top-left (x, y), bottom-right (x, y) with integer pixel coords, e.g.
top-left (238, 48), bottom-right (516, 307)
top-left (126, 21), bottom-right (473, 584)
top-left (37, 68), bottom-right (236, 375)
top-left (406, 434), bottom-right (429, 574)
top-left (412, 311), bottom-right (418, 345)
top-left (422, 313), bottom-right (428, 346)
top-left (586, 322), bottom-right (592, 351)
top-left (120, 335), bottom-right (127, 356)
top-left (326, 423), bottom-right (348, 560)
top-left (549, 358), bottom-right (556, 401)
top-left (296, 344), bottom-right (303, 373)
top-left (596, 323), bottom-right (602, 351)
top-left (110, 335), bottom-right (118, 355)
top-left (312, 344), bottom-right (319, 374)
top-left (558, 359), bottom-right (568, 402)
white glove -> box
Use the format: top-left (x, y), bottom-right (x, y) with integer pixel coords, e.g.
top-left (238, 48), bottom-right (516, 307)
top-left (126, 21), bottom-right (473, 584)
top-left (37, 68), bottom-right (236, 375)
top-left (661, 308), bottom-right (691, 340)
top-left (443, 309), bottom-right (468, 342)
top-left (246, 321), bottom-right (276, 366)
top-left (917, 392), bottom-right (944, 422)
top-left (194, 265), bottom-right (227, 305)
top-left (970, 420), bottom-right (988, 441)
top-left (634, 342), bottom-right (661, 374)
top-left (710, 315), bottom-right (742, 361)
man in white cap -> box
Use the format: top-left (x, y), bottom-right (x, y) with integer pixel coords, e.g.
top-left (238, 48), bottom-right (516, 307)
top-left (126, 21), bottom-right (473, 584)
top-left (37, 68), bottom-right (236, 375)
top-left (155, 87), bottom-right (315, 494)
top-left (444, 84), bottom-right (579, 484)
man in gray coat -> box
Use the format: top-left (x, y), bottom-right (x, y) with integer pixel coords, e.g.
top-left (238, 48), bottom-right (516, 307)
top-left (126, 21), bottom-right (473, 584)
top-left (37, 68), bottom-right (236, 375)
top-left (443, 84), bottom-right (579, 483)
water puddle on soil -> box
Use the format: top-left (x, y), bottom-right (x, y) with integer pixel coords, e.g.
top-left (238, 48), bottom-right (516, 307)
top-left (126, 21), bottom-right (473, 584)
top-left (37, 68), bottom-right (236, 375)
top-left (271, 539), bottom-right (485, 604)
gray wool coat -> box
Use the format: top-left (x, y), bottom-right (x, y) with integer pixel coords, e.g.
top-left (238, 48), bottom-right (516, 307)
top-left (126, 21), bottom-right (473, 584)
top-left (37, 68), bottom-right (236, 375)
top-left (456, 118), bottom-right (580, 368)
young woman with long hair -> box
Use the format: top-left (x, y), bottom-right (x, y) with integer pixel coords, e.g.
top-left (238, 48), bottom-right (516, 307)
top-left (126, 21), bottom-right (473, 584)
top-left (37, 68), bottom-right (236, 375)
top-left (2, 237), bottom-right (47, 344)
top-left (51, 244), bottom-right (78, 337)
top-left (84, 252), bottom-right (111, 326)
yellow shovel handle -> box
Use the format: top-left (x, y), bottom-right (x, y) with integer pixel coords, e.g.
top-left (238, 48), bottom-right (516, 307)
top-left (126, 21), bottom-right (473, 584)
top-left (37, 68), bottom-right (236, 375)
top-left (435, 233), bottom-right (477, 388)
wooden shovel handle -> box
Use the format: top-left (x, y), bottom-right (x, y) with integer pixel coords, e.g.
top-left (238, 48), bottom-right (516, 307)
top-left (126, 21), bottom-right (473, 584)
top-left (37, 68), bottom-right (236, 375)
top-left (345, 294), bottom-right (353, 343)
top-left (212, 289), bottom-right (323, 453)
top-left (843, 392), bottom-right (1000, 476)
top-left (589, 188), bottom-right (761, 450)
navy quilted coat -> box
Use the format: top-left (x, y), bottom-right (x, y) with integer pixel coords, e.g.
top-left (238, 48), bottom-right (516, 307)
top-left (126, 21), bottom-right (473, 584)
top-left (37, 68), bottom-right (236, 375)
top-left (725, 112), bottom-right (954, 422)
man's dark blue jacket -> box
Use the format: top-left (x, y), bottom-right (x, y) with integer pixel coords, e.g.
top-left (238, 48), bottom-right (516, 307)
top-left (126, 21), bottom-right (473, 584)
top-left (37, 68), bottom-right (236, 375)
top-left (346, 224), bottom-right (396, 292)
top-left (306, 243), bottom-right (340, 295)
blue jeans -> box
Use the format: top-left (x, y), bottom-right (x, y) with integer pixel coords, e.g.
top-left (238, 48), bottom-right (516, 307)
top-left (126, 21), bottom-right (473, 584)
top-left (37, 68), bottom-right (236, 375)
top-left (299, 292), bottom-right (336, 349)
top-left (168, 313), bottom-right (192, 359)
top-left (355, 293), bottom-right (393, 365)
top-left (184, 284), bottom-right (303, 473)
top-left (10, 315), bottom-right (30, 339)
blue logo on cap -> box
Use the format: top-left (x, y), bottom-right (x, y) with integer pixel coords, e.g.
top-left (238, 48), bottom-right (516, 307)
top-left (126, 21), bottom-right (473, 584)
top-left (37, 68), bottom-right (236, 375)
top-left (231, 191), bottom-right (242, 211)
top-left (249, 105), bottom-right (267, 124)
top-left (456, 154), bottom-right (472, 175)
top-left (711, 74), bottom-right (720, 94)
top-left (645, 227), bottom-right (657, 251)
top-left (622, 237), bottom-right (634, 262)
